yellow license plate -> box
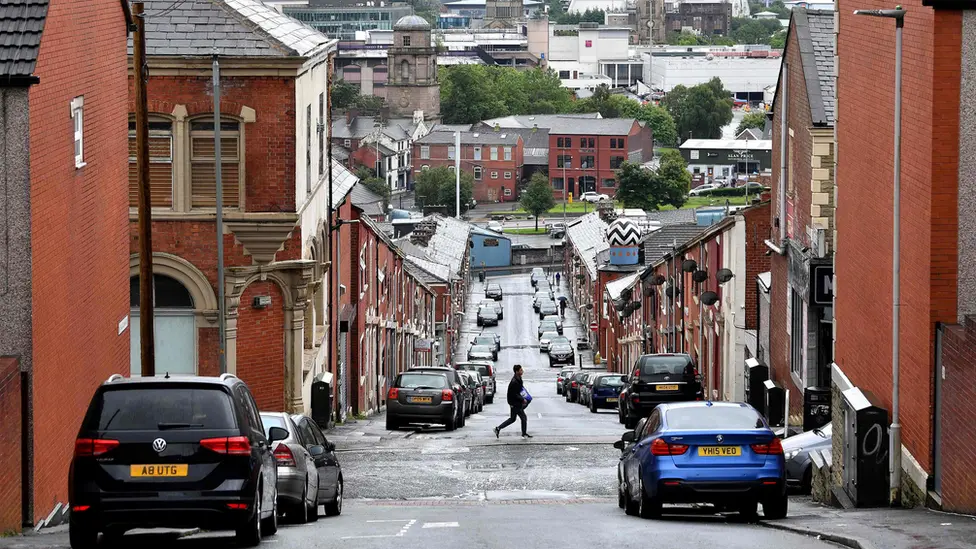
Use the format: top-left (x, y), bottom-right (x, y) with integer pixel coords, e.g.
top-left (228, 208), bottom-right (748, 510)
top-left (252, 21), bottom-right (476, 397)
top-left (130, 464), bottom-right (188, 477)
top-left (607, 398), bottom-right (618, 402)
top-left (410, 396), bottom-right (432, 403)
top-left (656, 385), bottom-right (679, 391)
top-left (697, 446), bottom-right (741, 457)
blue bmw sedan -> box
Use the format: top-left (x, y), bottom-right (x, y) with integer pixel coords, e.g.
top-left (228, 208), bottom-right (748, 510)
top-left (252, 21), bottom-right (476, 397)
top-left (614, 401), bottom-right (788, 520)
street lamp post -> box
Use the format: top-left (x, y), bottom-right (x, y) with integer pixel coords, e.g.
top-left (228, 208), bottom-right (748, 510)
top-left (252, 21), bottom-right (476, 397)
top-left (853, 5), bottom-right (906, 507)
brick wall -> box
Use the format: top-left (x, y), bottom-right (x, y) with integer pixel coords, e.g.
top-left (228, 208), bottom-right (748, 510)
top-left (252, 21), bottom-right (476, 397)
top-left (743, 202), bottom-right (771, 330)
top-left (237, 281), bottom-right (286, 411)
top-left (835, 0), bottom-right (961, 474)
top-left (131, 75), bottom-right (298, 213)
top-left (938, 319), bottom-right (976, 514)
top-left (28, 0), bottom-right (130, 525)
top-left (0, 358), bottom-right (22, 531)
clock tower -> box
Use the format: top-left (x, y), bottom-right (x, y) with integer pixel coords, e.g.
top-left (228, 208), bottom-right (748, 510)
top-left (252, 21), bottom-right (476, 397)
top-left (386, 15), bottom-right (440, 120)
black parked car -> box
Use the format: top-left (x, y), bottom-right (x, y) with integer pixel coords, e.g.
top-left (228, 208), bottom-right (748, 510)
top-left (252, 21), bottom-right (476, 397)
top-left (477, 307), bottom-right (499, 327)
top-left (548, 341), bottom-right (575, 367)
top-left (485, 283), bottom-right (503, 300)
top-left (470, 335), bottom-right (499, 360)
top-left (564, 371), bottom-right (587, 402)
top-left (69, 373), bottom-right (283, 548)
top-left (619, 353), bottom-right (703, 428)
top-left (388, 368), bottom-right (465, 431)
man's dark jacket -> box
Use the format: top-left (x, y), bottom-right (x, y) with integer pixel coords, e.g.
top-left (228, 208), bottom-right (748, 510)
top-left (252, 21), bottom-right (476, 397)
top-left (507, 376), bottom-right (524, 407)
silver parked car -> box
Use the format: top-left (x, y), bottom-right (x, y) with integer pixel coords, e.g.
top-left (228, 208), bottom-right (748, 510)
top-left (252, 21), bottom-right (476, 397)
top-left (783, 423), bottom-right (832, 493)
top-left (260, 412), bottom-right (344, 523)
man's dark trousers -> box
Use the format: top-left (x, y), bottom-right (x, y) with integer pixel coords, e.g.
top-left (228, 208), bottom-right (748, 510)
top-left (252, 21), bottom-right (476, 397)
top-left (498, 404), bottom-right (527, 435)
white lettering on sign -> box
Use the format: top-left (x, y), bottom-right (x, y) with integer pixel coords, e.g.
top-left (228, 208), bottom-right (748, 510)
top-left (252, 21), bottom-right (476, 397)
top-left (822, 273), bottom-right (833, 296)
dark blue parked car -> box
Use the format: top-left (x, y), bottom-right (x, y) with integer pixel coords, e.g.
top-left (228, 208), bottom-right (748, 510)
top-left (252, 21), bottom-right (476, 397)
top-left (614, 401), bottom-right (788, 520)
top-left (588, 374), bottom-right (625, 413)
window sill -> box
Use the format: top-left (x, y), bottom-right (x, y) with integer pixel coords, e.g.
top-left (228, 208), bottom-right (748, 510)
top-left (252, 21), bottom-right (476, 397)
top-left (75, 162), bottom-right (87, 170)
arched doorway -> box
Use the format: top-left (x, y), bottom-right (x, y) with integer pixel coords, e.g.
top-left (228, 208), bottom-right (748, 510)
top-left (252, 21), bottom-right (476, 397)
top-left (130, 274), bottom-right (196, 376)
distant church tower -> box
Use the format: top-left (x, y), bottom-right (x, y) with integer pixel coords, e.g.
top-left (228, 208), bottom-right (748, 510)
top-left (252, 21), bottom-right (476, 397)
top-left (386, 15), bottom-right (440, 120)
top-left (485, 0), bottom-right (523, 28)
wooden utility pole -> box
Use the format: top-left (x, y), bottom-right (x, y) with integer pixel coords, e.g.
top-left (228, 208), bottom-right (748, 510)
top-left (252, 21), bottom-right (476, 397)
top-left (134, 2), bottom-right (155, 376)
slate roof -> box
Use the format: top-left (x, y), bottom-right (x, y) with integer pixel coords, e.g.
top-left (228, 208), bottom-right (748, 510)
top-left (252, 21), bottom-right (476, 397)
top-left (129, 0), bottom-right (332, 58)
top-left (404, 256), bottom-right (447, 284)
top-left (396, 215), bottom-right (472, 280)
top-left (546, 117), bottom-right (639, 136)
top-left (0, 0), bottom-right (48, 83)
top-left (350, 182), bottom-right (386, 217)
top-left (565, 212), bottom-right (609, 278)
top-left (502, 128), bottom-right (551, 165)
top-left (431, 123), bottom-right (472, 133)
top-left (641, 223), bottom-right (706, 267)
top-left (786, 8), bottom-right (835, 126)
top-left (480, 113), bottom-right (602, 129)
top-left (333, 116), bottom-right (417, 141)
top-left (415, 130), bottom-right (521, 146)
top-left (644, 209), bottom-right (698, 226)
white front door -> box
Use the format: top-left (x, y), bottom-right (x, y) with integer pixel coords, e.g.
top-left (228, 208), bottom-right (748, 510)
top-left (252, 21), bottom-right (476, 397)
top-left (130, 309), bottom-right (196, 376)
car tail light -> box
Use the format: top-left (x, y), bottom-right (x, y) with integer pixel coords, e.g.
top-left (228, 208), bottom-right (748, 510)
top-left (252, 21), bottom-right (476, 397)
top-left (200, 436), bottom-right (251, 455)
top-left (632, 395), bottom-right (640, 402)
top-left (751, 438), bottom-right (784, 455)
top-left (571, 381), bottom-right (577, 387)
top-left (72, 505), bottom-right (91, 512)
top-left (226, 503), bottom-right (249, 510)
top-left (650, 438), bottom-right (688, 456)
top-left (273, 444), bottom-right (297, 466)
top-left (74, 438), bottom-right (119, 457)
top-left (442, 389), bottom-right (454, 401)
top-left (388, 387), bottom-right (399, 399)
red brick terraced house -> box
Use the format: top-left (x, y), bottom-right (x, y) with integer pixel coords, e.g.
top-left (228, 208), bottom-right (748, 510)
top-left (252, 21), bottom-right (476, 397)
top-left (412, 130), bottom-right (524, 203)
top-left (339, 204), bottom-right (436, 416)
top-left (0, 0), bottom-right (131, 531)
top-left (831, 0), bottom-right (976, 513)
top-left (546, 117), bottom-right (654, 200)
top-left (613, 203), bottom-right (771, 402)
top-left (564, 212), bottom-right (609, 354)
top-left (764, 7), bottom-right (837, 430)
top-left (126, 0), bottom-right (350, 414)
top-left (393, 216), bottom-right (472, 368)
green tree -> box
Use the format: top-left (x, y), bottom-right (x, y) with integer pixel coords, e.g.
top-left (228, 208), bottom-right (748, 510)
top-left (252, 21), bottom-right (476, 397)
top-left (557, 7), bottom-right (605, 24)
top-left (736, 111), bottom-right (768, 136)
top-left (520, 173), bottom-right (556, 230)
top-left (615, 153), bottom-right (688, 211)
top-left (414, 167), bottom-right (475, 214)
top-left (638, 104), bottom-right (679, 146)
top-left (730, 17), bottom-right (783, 44)
top-left (749, 1), bottom-right (791, 18)
top-left (361, 177), bottom-right (391, 213)
top-left (440, 65), bottom-right (573, 124)
top-left (769, 29), bottom-right (787, 49)
top-left (332, 79), bottom-right (359, 110)
top-left (661, 77), bottom-right (734, 141)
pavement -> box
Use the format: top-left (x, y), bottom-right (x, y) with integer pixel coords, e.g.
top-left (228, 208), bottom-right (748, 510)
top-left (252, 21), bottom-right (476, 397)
top-left (4, 272), bottom-right (974, 548)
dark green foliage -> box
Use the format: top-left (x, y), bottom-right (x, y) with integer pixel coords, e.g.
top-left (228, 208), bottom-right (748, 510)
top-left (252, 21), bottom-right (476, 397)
top-left (414, 167), bottom-right (475, 214)
top-left (520, 173), bottom-right (556, 230)
top-left (661, 78), bottom-right (734, 141)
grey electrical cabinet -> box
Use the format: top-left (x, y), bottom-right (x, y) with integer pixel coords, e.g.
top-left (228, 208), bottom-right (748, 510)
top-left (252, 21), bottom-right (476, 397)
top-left (841, 387), bottom-right (889, 507)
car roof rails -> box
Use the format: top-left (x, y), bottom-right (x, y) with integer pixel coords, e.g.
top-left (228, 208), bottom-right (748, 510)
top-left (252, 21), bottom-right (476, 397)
top-left (220, 373), bottom-right (240, 382)
top-left (106, 373), bottom-right (125, 383)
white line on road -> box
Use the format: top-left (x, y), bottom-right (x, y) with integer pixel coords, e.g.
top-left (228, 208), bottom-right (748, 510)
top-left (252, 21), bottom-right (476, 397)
top-left (422, 522), bottom-right (460, 528)
top-left (341, 534), bottom-right (397, 539)
top-left (537, 413), bottom-right (543, 418)
top-left (366, 520), bottom-right (412, 523)
top-left (396, 519), bottom-right (417, 537)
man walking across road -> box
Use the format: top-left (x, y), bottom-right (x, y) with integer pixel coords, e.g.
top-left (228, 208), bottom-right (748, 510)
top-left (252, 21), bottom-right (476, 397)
top-left (494, 364), bottom-right (532, 439)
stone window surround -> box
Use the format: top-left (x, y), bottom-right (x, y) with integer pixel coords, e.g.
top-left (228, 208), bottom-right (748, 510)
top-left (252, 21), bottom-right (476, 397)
top-left (128, 104), bottom-right (257, 218)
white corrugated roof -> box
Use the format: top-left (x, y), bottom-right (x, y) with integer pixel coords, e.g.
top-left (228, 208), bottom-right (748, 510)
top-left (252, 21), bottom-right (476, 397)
top-left (566, 212), bottom-right (609, 278)
top-left (330, 158), bottom-right (358, 209)
top-left (225, 0), bottom-right (335, 57)
top-left (605, 272), bottom-right (640, 301)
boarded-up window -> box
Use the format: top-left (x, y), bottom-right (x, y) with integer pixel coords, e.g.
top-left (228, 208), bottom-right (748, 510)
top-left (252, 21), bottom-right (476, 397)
top-left (189, 117), bottom-right (241, 209)
top-left (128, 117), bottom-right (174, 208)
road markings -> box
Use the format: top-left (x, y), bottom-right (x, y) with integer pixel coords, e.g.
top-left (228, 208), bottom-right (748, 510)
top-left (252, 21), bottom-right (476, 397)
top-left (397, 519), bottom-right (417, 536)
top-left (366, 520), bottom-right (412, 523)
top-left (422, 522), bottom-right (460, 528)
top-left (342, 519), bottom-right (416, 540)
top-left (537, 413), bottom-right (543, 418)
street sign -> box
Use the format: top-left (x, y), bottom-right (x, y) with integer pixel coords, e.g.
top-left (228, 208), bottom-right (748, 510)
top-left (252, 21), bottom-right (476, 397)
top-left (589, 322), bottom-right (598, 331)
top-left (811, 263), bottom-right (834, 306)
top-left (414, 339), bottom-right (433, 352)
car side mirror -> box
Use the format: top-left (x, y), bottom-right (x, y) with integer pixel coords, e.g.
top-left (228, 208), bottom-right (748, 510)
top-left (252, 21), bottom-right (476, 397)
top-left (621, 431), bottom-right (636, 443)
top-left (308, 444), bottom-right (325, 457)
top-left (326, 441), bottom-right (336, 452)
top-left (613, 440), bottom-right (625, 450)
top-left (268, 426), bottom-right (288, 443)
top-left (621, 376), bottom-right (628, 383)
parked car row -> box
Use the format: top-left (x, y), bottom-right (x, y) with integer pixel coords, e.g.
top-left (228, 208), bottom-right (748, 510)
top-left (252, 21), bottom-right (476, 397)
top-left (557, 369), bottom-right (625, 413)
top-left (69, 373), bottom-right (343, 549)
top-left (387, 365), bottom-right (495, 431)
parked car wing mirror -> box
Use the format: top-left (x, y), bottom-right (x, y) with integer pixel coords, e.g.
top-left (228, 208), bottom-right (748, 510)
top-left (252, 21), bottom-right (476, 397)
top-left (308, 444), bottom-right (326, 457)
top-left (326, 441), bottom-right (336, 452)
top-left (621, 431), bottom-right (636, 442)
top-left (268, 426), bottom-right (289, 443)
top-left (613, 440), bottom-right (625, 451)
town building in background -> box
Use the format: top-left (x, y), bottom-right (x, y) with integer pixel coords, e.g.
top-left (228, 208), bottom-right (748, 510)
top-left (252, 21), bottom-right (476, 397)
top-left (679, 139), bottom-right (774, 184)
top-left (277, 0), bottom-right (413, 41)
top-left (386, 15), bottom-right (441, 120)
top-left (484, 0), bottom-right (523, 28)
top-left (664, 0), bottom-right (732, 37)
top-left (547, 118), bottom-right (654, 199)
top-left (412, 130), bottom-right (525, 203)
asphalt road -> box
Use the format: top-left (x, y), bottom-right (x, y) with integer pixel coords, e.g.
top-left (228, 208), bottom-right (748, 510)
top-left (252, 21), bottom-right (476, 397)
top-left (4, 273), bottom-right (835, 549)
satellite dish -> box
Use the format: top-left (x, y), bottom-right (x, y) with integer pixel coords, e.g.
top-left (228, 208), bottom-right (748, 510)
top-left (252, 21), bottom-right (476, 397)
top-left (692, 269), bottom-right (708, 283)
top-left (652, 274), bottom-right (667, 286)
top-left (700, 291), bottom-right (719, 306)
top-left (682, 259), bottom-right (698, 273)
top-left (716, 268), bottom-right (735, 284)
top-left (614, 299), bottom-right (627, 311)
top-left (630, 300), bottom-right (642, 310)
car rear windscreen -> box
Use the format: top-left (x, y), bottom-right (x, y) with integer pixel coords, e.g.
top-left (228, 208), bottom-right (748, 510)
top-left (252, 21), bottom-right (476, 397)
top-left (474, 337), bottom-right (494, 345)
top-left (666, 407), bottom-right (765, 430)
top-left (397, 373), bottom-right (448, 389)
top-left (638, 357), bottom-right (694, 381)
top-left (599, 376), bottom-right (625, 387)
top-left (87, 387), bottom-right (237, 431)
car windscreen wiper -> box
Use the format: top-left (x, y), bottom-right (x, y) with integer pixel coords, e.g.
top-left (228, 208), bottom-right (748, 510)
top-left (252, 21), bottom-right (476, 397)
top-left (157, 422), bottom-right (205, 430)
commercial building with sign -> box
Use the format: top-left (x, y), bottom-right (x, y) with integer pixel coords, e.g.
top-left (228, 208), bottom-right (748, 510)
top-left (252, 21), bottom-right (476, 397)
top-left (469, 227), bottom-right (512, 269)
top-left (679, 138), bottom-right (773, 183)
